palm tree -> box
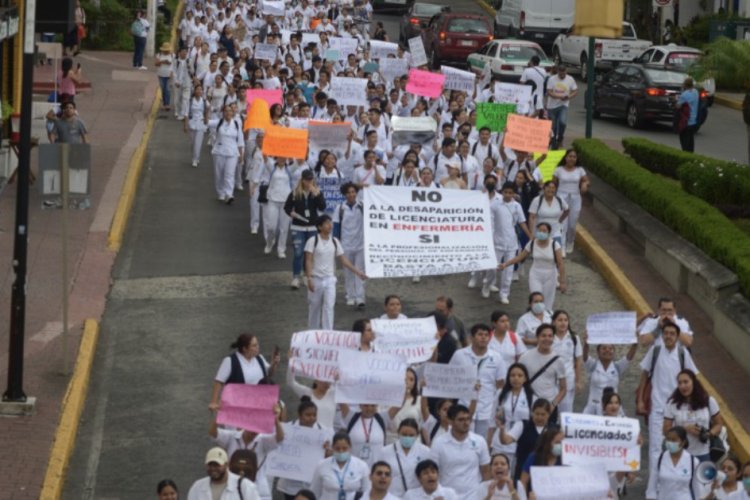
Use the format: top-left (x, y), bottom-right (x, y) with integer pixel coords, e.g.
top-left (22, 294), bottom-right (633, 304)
top-left (691, 37), bottom-right (750, 163)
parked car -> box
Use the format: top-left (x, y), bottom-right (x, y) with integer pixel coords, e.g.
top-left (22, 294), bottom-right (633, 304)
top-left (422, 12), bottom-right (493, 69)
top-left (467, 39), bottom-right (553, 81)
top-left (399, 3), bottom-right (447, 45)
top-left (552, 22), bottom-right (652, 80)
top-left (491, 0), bottom-right (574, 52)
top-left (372, 0), bottom-right (410, 13)
top-left (633, 44), bottom-right (715, 104)
top-left (591, 64), bottom-right (710, 129)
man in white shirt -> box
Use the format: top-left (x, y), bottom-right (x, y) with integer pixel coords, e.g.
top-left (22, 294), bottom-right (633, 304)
top-left (187, 447), bottom-right (260, 500)
top-left (305, 215), bottom-right (367, 330)
top-left (637, 297), bottom-right (693, 348)
top-left (333, 183), bottom-right (366, 308)
top-left (545, 65), bottom-right (577, 149)
top-left (402, 460), bottom-right (458, 500)
top-left (519, 56), bottom-right (547, 117)
top-left (469, 174), bottom-right (501, 296)
top-left (430, 405), bottom-right (491, 500)
top-left (469, 127), bottom-right (500, 167)
top-left (636, 321), bottom-right (698, 499)
top-left (366, 462), bottom-right (402, 500)
top-left (449, 325), bottom-right (506, 439)
top-left (432, 138), bottom-right (464, 182)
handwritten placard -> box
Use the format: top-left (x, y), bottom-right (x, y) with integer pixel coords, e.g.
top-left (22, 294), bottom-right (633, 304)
top-left (422, 362), bottom-right (477, 399)
top-left (262, 125), bottom-right (308, 159)
top-left (371, 317), bottom-right (438, 364)
top-left (324, 49), bottom-right (341, 61)
top-left (246, 88), bottom-right (283, 107)
top-left (494, 82), bottom-right (533, 114)
top-left (254, 43), bottom-right (278, 62)
top-left (336, 351), bottom-right (408, 406)
top-left (476, 102), bottom-right (516, 132)
top-left (308, 121), bottom-right (352, 150)
top-left (329, 37), bottom-right (359, 58)
top-left (561, 412), bottom-right (641, 472)
top-left (441, 66), bottom-right (476, 92)
top-left (261, 0), bottom-right (286, 16)
top-left (380, 58), bottom-right (410, 82)
top-left (369, 40), bottom-right (399, 60)
top-left (266, 424), bottom-right (331, 482)
top-left (406, 69), bottom-right (445, 98)
top-left (289, 330), bottom-right (361, 382)
top-left (244, 99), bottom-right (271, 131)
top-left (504, 114), bottom-right (552, 153)
top-left (301, 32), bottom-right (321, 49)
top-left (533, 150), bottom-right (566, 181)
top-left (217, 384), bottom-right (279, 434)
top-left (330, 76), bottom-right (369, 107)
top-left (585, 312), bottom-right (637, 345)
top-left (319, 177), bottom-right (346, 216)
top-left (531, 464), bottom-right (611, 500)
top-left (408, 36), bottom-right (428, 67)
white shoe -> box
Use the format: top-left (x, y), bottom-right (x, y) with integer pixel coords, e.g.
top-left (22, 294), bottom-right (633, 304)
top-left (278, 251), bottom-right (286, 259)
top-left (264, 241), bottom-right (274, 254)
top-left (176, 115), bottom-right (185, 121)
top-left (489, 285), bottom-right (499, 293)
top-left (191, 161), bottom-right (198, 168)
top-left (139, 65), bottom-right (148, 70)
top-left (250, 227), bottom-right (258, 234)
top-left (499, 295), bottom-right (510, 305)
top-left (481, 282), bottom-right (491, 299)
top-left (566, 242), bottom-right (575, 254)
top-left (468, 276), bottom-right (477, 288)
top-left (512, 270), bottom-right (520, 282)
top-left (412, 276), bottom-right (421, 283)
top-left (235, 185), bottom-right (244, 191)
top-left (217, 196), bottom-right (225, 202)
top-left (290, 277), bottom-right (300, 289)
top-left (302, 275), bottom-right (308, 287)
top-left (346, 298), bottom-right (355, 306)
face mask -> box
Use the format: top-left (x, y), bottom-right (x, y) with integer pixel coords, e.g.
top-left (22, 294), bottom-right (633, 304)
top-left (531, 302), bottom-right (546, 315)
top-left (536, 231), bottom-right (550, 241)
top-left (305, 51), bottom-right (312, 59)
top-left (334, 452), bottom-right (350, 462)
top-left (551, 443), bottom-right (562, 457)
top-left (664, 441), bottom-right (681, 454)
top-left (485, 183), bottom-right (496, 192)
top-left (399, 436), bottom-right (417, 449)
top-left (743, 477), bottom-right (750, 489)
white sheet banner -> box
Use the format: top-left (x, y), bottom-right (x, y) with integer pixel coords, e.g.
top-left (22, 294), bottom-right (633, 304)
top-left (371, 317), bottom-right (438, 363)
top-left (329, 37), bottom-right (359, 58)
top-left (585, 311), bottom-right (637, 345)
top-left (301, 32), bottom-right (321, 48)
top-left (531, 464), bottom-right (611, 500)
top-left (259, 77), bottom-right (281, 89)
top-left (336, 351), bottom-right (407, 406)
top-left (369, 40), bottom-right (399, 60)
top-left (380, 58), bottom-right (410, 82)
top-left (494, 82), bottom-right (533, 114)
top-left (289, 330), bottom-right (361, 382)
top-left (254, 43), bottom-right (278, 62)
top-left (441, 66), bottom-right (476, 92)
top-left (266, 424), bottom-right (330, 482)
top-left (422, 362), bottom-right (477, 398)
top-left (330, 76), bottom-right (369, 107)
top-left (363, 186), bottom-right (496, 278)
top-left (308, 121), bottom-right (352, 150)
top-left (261, 0), bottom-right (286, 16)
top-left (561, 412), bottom-right (641, 472)
top-left (409, 36), bottom-right (428, 67)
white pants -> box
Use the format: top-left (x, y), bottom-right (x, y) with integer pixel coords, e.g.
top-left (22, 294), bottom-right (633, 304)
top-left (528, 266), bottom-right (558, 309)
top-left (264, 200), bottom-right (289, 252)
top-left (249, 186), bottom-right (261, 231)
top-left (189, 129), bottom-right (204, 164)
top-left (497, 248), bottom-right (517, 297)
top-left (308, 276), bottom-right (337, 330)
top-left (212, 154), bottom-right (238, 199)
top-left (646, 410), bottom-right (665, 499)
top-left (562, 193), bottom-right (582, 248)
top-left (173, 83), bottom-right (189, 118)
top-left (344, 249), bottom-right (365, 302)
top-left (558, 388), bottom-right (575, 414)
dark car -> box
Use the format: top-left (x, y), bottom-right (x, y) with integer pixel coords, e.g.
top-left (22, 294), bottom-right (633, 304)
top-left (399, 2), bottom-right (447, 45)
top-left (422, 13), bottom-right (493, 69)
top-left (592, 64), bottom-right (709, 129)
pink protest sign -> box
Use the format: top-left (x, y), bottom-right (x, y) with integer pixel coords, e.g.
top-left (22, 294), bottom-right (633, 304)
top-left (217, 384), bottom-right (279, 434)
top-left (504, 114), bottom-right (553, 153)
top-left (406, 69), bottom-right (446, 98)
top-left (246, 89), bottom-right (283, 108)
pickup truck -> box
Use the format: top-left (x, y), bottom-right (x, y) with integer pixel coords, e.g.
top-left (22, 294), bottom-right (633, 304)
top-left (551, 22), bottom-right (652, 80)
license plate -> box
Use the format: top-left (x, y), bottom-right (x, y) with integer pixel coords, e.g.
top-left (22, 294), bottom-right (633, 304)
top-left (535, 33), bottom-right (545, 38)
top-left (460, 40), bottom-right (474, 46)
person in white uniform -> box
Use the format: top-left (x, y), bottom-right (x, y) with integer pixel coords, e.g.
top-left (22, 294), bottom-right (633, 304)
top-left (581, 337), bottom-right (637, 414)
top-left (305, 214), bottom-right (367, 330)
top-left (310, 432), bottom-right (371, 500)
top-left (527, 181), bottom-right (568, 247)
top-left (638, 297), bottom-right (694, 349)
top-left (374, 419), bottom-right (431, 497)
top-left (364, 462), bottom-right (403, 500)
top-left (246, 132), bottom-right (266, 234)
top-left (184, 85), bottom-right (209, 168)
top-left (402, 459), bottom-right (459, 500)
top-left (549, 310), bottom-right (582, 414)
top-left (515, 293), bottom-right (551, 347)
top-left (261, 158), bottom-right (293, 256)
top-left (518, 324), bottom-right (567, 421)
top-left (654, 426), bottom-right (707, 500)
top-left (552, 149), bottom-right (589, 253)
top-left (494, 182), bottom-right (532, 304)
top-left (333, 182), bottom-right (366, 308)
top-left (187, 447), bottom-right (261, 500)
top-left (488, 311), bottom-right (527, 367)
top-left (208, 105), bottom-right (245, 204)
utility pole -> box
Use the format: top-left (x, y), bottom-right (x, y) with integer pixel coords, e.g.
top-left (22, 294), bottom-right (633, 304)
top-left (146, 0), bottom-right (156, 57)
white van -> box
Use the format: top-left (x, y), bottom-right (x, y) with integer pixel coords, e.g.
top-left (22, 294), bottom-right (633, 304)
top-left (492, 0), bottom-right (575, 52)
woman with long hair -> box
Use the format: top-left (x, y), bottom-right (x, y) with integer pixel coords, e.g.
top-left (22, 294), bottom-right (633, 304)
top-left (550, 309), bottom-right (582, 414)
top-left (477, 454), bottom-right (520, 500)
top-left (654, 426), bottom-right (705, 499)
top-left (284, 169), bottom-right (326, 287)
top-left (519, 427), bottom-right (563, 494)
top-left (552, 149), bottom-right (589, 254)
top-left (183, 85), bottom-right (209, 168)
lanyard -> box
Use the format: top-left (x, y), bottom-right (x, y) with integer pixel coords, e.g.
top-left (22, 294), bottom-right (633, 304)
top-left (361, 168), bottom-right (375, 183)
top-left (509, 392), bottom-right (520, 420)
top-left (333, 459), bottom-right (352, 490)
top-left (361, 416), bottom-right (374, 444)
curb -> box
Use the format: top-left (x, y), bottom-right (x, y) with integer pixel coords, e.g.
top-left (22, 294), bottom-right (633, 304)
top-left (713, 94), bottom-right (743, 111)
top-left (576, 225), bottom-right (750, 464)
top-left (39, 319), bottom-right (100, 500)
top-left (107, 1), bottom-right (186, 252)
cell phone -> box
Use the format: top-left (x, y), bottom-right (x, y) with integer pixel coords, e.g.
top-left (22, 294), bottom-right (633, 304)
top-left (273, 345), bottom-right (280, 357)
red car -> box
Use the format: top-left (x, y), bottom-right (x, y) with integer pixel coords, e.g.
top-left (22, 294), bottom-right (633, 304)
top-left (422, 13), bottom-right (493, 69)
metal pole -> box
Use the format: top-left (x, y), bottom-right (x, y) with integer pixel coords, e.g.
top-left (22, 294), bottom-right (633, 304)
top-left (3, 0), bottom-right (35, 403)
top-left (146, 0), bottom-right (156, 58)
top-left (61, 144), bottom-right (70, 375)
top-left (585, 36), bottom-right (595, 139)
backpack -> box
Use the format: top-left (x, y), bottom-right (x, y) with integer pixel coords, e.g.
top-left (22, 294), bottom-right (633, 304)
top-left (636, 344), bottom-right (686, 419)
top-left (471, 141), bottom-right (494, 159)
top-left (534, 194), bottom-right (564, 213)
top-left (346, 412), bottom-right (386, 444)
top-left (313, 234), bottom-right (339, 252)
top-left (217, 117), bottom-right (240, 133)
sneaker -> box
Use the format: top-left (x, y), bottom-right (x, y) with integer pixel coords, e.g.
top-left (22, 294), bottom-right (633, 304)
top-left (217, 196), bottom-right (225, 202)
top-left (264, 241), bottom-right (274, 254)
top-left (412, 276), bottom-right (421, 283)
top-left (191, 161), bottom-right (198, 168)
top-left (481, 282), bottom-right (491, 299)
top-left (139, 65), bottom-right (148, 70)
top-left (235, 185), bottom-right (244, 191)
top-left (346, 298), bottom-right (355, 306)
top-left (225, 196), bottom-right (234, 205)
top-left (489, 284), bottom-right (499, 293)
top-left (176, 115), bottom-right (185, 121)
top-left (250, 227), bottom-right (258, 235)
top-left (278, 251), bottom-right (286, 259)
top-left (467, 276), bottom-right (477, 289)
top-left (290, 277), bottom-right (300, 289)
top-left (512, 270), bottom-right (520, 282)
top-left (499, 295), bottom-right (510, 305)
top-left (566, 242), bottom-right (575, 254)
top-left (302, 275), bottom-right (308, 287)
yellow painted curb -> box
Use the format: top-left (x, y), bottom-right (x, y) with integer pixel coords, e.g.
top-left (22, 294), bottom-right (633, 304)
top-left (40, 319), bottom-right (100, 500)
top-left (576, 225), bottom-right (750, 464)
top-left (476, 0), bottom-right (496, 17)
top-left (107, 1), bottom-right (186, 252)
top-left (713, 94), bottom-right (743, 111)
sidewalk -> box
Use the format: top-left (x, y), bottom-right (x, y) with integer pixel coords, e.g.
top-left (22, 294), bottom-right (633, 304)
top-left (0, 51), bottom-right (157, 499)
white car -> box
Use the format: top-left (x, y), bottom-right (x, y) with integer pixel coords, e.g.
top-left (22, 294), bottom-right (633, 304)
top-left (633, 44), bottom-right (715, 102)
top-left (467, 40), bottom-right (553, 81)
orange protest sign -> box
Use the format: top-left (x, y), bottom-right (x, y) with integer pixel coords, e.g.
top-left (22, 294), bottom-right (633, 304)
top-left (244, 99), bottom-right (271, 131)
top-left (262, 125), bottom-right (309, 160)
top-left (504, 114), bottom-right (553, 154)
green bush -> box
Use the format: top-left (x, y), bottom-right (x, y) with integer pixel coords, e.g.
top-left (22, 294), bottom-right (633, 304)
top-left (81, 0), bottom-right (134, 51)
top-left (574, 138), bottom-right (750, 296)
top-left (622, 137), bottom-right (700, 179)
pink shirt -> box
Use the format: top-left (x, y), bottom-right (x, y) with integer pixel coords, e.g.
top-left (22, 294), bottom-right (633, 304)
top-left (58, 70), bottom-right (76, 96)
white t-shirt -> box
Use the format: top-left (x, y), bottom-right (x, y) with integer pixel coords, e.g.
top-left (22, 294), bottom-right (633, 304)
top-left (664, 396), bottom-right (720, 456)
top-left (353, 165), bottom-right (386, 187)
top-left (545, 74), bottom-right (577, 109)
top-left (215, 354), bottom-right (269, 384)
top-left (637, 316), bottom-right (692, 346)
top-left (449, 347), bottom-right (506, 421)
top-left (343, 411), bottom-right (390, 465)
top-left (528, 194), bottom-right (568, 239)
top-left (553, 166), bottom-right (587, 196)
top-left (488, 331), bottom-right (527, 367)
top-left (305, 235), bottom-right (344, 278)
top-left (516, 311), bottom-right (552, 342)
top-left (430, 432), bottom-right (491, 500)
top-left (403, 485), bottom-right (458, 500)
top-left (373, 441), bottom-right (432, 496)
top-left (518, 348), bottom-right (566, 402)
top-left (492, 199), bottom-right (526, 250)
top-left (310, 456), bottom-right (372, 500)
top-left (639, 345), bottom-right (698, 412)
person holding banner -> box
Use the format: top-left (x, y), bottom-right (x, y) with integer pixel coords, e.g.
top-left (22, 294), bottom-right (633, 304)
top-left (310, 432), bottom-right (371, 500)
top-left (286, 368), bottom-right (337, 429)
top-left (552, 149), bottom-right (589, 254)
top-left (495, 398), bottom-right (554, 481)
top-left (374, 419), bottom-right (432, 497)
top-left (381, 295), bottom-right (407, 321)
top-left (581, 339), bottom-right (637, 415)
top-left (477, 454), bottom-right (520, 500)
top-left (285, 169), bottom-right (327, 278)
top-left (333, 183), bottom-right (366, 308)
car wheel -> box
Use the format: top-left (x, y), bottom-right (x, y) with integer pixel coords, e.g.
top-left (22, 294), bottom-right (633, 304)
top-left (626, 102), bottom-right (642, 129)
top-left (580, 53), bottom-right (588, 81)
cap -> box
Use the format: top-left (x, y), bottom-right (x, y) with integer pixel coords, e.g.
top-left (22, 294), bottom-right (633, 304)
top-left (205, 447), bottom-right (228, 465)
top-left (301, 169), bottom-right (315, 180)
top-left (160, 42), bottom-right (172, 52)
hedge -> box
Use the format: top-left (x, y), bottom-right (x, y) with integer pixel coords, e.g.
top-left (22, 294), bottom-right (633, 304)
top-left (574, 138), bottom-right (750, 296)
top-left (622, 137), bottom-right (750, 209)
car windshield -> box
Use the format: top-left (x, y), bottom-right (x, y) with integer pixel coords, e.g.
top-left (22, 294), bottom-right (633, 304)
top-left (665, 52), bottom-right (700, 71)
top-left (447, 18), bottom-right (489, 34)
top-left (500, 44), bottom-right (544, 60)
top-left (413, 3), bottom-right (443, 16)
top-left (645, 68), bottom-right (687, 85)
top-left (622, 23), bottom-right (636, 38)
